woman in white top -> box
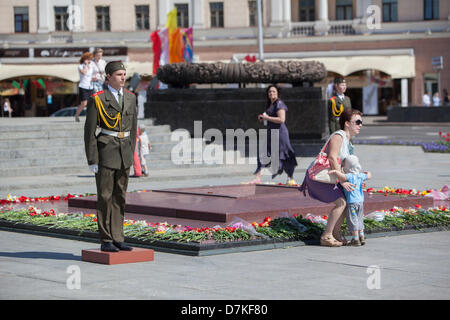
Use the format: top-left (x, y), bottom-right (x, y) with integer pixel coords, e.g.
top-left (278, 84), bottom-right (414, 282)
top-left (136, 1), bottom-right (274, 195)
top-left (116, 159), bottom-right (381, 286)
top-left (75, 52), bottom-right (94, 122)
top-left (299, 109), bottom-right (363, 247)
top-left (432, 92), bottom-right (440, 107)
top-left (422, 92), bottom-right (431, 107)
top-left (91, 48), bottom-right (106, 93)
top-left (3, 98), bottom-right (12, 117)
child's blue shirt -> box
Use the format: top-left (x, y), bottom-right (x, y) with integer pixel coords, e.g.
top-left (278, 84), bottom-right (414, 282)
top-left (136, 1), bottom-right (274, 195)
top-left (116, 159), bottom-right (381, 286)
top-left (343, 173), bottom-right (368, 204)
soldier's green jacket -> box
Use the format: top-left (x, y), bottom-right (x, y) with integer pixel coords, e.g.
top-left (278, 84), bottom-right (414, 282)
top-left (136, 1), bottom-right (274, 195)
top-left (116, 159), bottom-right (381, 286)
top-left (328, 95), bottom-right (352, 134)
top-left (84, 88), bottom-right (137, 169)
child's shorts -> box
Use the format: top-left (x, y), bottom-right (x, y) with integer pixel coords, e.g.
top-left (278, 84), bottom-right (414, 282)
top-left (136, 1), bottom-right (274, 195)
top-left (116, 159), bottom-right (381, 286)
top-left (346, 202), bottom-right (364, 232)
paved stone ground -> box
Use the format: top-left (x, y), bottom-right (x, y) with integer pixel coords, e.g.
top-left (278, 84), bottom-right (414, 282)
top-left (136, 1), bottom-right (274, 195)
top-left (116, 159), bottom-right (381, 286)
top-left (0, 229), bottom-right (448, 300)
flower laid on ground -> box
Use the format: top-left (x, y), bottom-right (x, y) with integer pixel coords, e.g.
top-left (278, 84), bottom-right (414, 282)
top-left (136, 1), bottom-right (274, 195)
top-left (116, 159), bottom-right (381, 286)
top-left (365, 185), bottom-right (449, 200)
top-left (439, 132), bottom-right (450, 142)
top-left (365, 186), bottom-right (430, 197)
top-left (263, 182), bottom-right (446, 199)
top-left (1, 204), bottom-right (448, 244)
top-left (0, 193), bottom-right (81, 205)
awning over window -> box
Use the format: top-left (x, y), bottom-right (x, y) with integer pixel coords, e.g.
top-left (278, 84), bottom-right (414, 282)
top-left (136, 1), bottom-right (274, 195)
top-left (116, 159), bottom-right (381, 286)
top-left (284, 55), bottom-right (415, 79)
top-left (0, 61), bottom-right (154, 82)
top-left (234, 49), bottom-right (416, 79)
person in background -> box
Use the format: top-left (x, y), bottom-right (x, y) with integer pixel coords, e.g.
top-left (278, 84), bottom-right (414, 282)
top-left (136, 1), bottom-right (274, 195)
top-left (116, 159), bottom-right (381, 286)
top-left (328, 77), bottom-right (352, 134)
top-left (443, 89), bottom-right (449, 106)
top-left (432, 92), bottom-right (440, 107)
top-left (422, 91), bottom-right (431, 107)
top-left (251, 84), bottom-right (298, 185)
top-left (138, 124), bottom-right (152, 176)
top-left (132, 127), bottom-right (142, 177)
top-left (3, 98), bottom-right (12, 117)
top-left (75, 52), bottom-right (94, 122)
top-left (92, 48), bottom-right (106, 93)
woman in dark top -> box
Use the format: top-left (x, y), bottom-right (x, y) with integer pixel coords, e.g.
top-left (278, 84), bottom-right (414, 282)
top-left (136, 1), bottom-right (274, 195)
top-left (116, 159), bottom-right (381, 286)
top-left (250, 85), bottom-right (298, 185)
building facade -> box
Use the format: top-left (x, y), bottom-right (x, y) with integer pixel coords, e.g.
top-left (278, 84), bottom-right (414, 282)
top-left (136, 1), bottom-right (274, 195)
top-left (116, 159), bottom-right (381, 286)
top-left (0, 0), bottom-right (449, 116)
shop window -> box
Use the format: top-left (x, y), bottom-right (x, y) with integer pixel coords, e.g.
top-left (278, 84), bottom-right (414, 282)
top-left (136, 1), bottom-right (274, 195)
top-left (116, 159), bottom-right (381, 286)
top-left (136, 5), bottom-right (150, 30)
top-left (336, 0), bottom-right (352, 20)
top-left (299, 0), bottom-right (315, 22)
top-left (14, 7), bottom-right (29, 33)
top-left (424, 73), bottom-right (439, 96)
top-left (248, 0), bottom-right (264, 27)
top-left (249, 1), bottom-right (257, 26)
top-left (382, 0), bottom-right (398, 22)
top-left (96, 6), bottom-right (110, 31)
top-left (55, 6), bottom-right (69, 31)
top-left (175, 4), bottom-right (189, 28)
top-left (210, 2), bottom-right (224, 28)
top-left (424, 0), bottom-right (439, 20)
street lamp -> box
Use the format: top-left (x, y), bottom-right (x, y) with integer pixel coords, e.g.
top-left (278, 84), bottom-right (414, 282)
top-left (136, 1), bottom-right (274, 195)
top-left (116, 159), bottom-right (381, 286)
top-left (257, 0), bottom-right (264, 62)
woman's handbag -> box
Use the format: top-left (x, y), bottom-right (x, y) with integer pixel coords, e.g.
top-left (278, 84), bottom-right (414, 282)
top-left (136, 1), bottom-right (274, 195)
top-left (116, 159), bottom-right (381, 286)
top-left (307, 137), bottom-right (341, 184)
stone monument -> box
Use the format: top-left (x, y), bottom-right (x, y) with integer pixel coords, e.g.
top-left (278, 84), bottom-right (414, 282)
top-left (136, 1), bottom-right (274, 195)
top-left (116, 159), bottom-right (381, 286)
top-left (145, 61), bottom-right (329, 156)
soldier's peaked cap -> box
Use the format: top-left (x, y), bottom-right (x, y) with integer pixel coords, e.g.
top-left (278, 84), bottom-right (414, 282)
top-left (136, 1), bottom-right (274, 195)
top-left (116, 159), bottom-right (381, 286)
top-left (105, 61), bottom-right (126, 75)
top-left (334, 77), bottom-right (346, 84)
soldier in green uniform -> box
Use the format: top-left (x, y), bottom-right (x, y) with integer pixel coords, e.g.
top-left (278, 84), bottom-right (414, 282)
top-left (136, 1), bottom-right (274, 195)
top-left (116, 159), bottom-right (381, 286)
top-left (328, 77), bottom-right (352, 134)
top-left (84, 61), bottom-right (137, 252)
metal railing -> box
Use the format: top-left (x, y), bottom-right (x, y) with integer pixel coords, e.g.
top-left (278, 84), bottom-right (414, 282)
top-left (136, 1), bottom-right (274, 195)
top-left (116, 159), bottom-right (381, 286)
top-left (290, 21), bottom-right (315, 36)
top-left (328, 20), bottom-right (356, 35)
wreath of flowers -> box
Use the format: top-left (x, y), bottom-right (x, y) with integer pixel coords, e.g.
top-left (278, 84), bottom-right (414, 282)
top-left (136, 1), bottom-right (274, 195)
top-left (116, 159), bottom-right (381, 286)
top-left (1, 185), bottom-right (448, 243)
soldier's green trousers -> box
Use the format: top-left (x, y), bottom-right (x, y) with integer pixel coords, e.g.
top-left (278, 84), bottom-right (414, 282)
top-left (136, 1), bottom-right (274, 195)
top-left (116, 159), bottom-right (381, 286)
top-left (329, 118), bottom-right (341, 134)
top-left (95, 164), bottom-right (130, 243)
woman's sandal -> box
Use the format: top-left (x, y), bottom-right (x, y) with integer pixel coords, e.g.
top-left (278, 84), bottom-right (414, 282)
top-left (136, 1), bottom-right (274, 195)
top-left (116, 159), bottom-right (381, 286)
top-left (320, 234), bottom-right (343, 247)
top-left (334, 234), bottom-right (349, 246)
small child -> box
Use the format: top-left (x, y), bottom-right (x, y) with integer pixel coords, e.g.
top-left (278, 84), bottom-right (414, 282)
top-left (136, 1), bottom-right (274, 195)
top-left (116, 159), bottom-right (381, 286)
top-left (329, 155), bottom-right (371, 246)
top-left (138, 124), bottom-right (152, 176)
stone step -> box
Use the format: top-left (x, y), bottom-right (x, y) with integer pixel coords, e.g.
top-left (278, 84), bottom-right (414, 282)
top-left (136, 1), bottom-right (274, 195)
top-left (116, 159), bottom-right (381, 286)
top-left (1, 138), bottom-right (83, 149)
top-left (0, 118), bottom-right (155, 132)
top-left (0, 132), bottom-right (176, 151)
top-left (0, 155), bottom-right (86, 169)
top-left (0, 146), bottom-right (84, 160)
top-left (0, 124), bottom-right (172, 141)
top-left (0, 139), bottom-right (248, 160)
top-left (1, 164), bottom-right (91, 178)
top-left (0, 141), bottom-right (181, 160)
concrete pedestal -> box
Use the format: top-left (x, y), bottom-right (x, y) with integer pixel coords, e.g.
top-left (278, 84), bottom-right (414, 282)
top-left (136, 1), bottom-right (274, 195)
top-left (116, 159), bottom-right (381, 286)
top-left (82, 247), bottom-right (154, 265)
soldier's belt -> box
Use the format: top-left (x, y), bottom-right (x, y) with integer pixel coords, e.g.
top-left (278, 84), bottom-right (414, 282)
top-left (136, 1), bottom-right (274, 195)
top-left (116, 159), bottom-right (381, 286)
top-left (100, 128), bottom-right (130, 139)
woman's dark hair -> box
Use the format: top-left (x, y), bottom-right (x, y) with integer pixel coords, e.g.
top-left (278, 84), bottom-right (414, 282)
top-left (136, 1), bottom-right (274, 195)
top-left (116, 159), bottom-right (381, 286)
top-left (339, 108), bottom-right (363, 130)
top-left (266, 84), bottom-right (280, 106)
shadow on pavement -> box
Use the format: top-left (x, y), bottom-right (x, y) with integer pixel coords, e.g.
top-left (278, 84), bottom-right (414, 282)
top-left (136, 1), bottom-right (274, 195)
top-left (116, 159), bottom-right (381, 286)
top-left (0, 251), bottom-right (81, 261)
